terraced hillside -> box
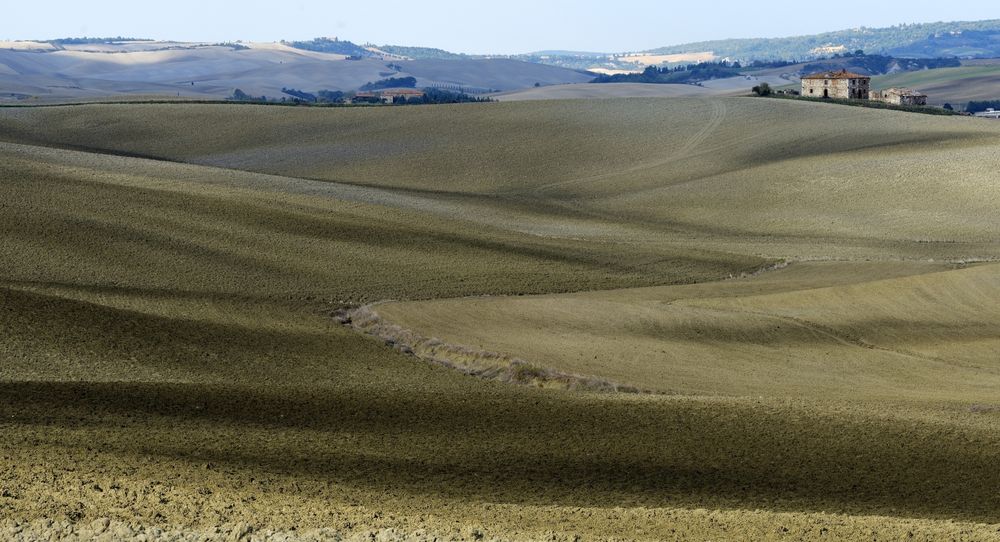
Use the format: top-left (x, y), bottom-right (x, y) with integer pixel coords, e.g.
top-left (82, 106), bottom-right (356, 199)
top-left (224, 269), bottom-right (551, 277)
top-left (2, 98), bottom-right (1000, 540)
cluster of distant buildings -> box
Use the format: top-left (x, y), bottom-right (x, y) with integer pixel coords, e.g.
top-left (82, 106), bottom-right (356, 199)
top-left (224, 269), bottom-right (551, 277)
top-left (353, 88), bottom-right (425, 104)
top-left (800, 69), bottom-right (928, 106)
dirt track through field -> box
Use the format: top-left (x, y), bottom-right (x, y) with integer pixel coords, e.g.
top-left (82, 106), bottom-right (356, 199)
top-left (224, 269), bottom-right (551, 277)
top-left (524, 99), bottom-right (729, 196)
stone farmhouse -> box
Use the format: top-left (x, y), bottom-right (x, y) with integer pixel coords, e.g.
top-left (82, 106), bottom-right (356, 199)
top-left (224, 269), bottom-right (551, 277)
top-left (800, 69), bottom-right (928, 106)
top-left (870, 88), bottom-right (928, 106)
top-left (801, 69), bottom-right (871, 100)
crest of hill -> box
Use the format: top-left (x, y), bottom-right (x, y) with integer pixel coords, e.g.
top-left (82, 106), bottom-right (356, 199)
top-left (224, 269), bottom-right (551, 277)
top-left (871, 59), bottom-right (1000, 106)
top-left (3, 97), bottom-right (998, 260)
top-left (376, 45), bottom-right (467, 60)
top-left (284, 37), bottom-right (373, 57)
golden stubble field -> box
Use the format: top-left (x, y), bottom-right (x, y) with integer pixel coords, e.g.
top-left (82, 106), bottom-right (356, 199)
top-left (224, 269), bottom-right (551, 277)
top-left (1, 97), bottom-right (1000, 540)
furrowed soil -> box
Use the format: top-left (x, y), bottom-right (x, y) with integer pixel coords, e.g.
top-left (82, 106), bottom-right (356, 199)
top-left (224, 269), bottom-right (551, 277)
top-left (1, 97), bottom-right (999, 540)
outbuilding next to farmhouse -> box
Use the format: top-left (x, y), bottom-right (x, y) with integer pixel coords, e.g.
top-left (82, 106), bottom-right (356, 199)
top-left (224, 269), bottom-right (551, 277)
top-left (870, 88), bottom-right (928, 106)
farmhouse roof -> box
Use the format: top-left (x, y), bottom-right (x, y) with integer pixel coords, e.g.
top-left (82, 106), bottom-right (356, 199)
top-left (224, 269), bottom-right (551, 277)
top-left (801, 69), bottom-right (870, 80)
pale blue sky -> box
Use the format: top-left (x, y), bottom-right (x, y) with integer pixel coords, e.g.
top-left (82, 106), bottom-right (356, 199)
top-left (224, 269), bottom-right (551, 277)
top-left (2, 1), bottom-right (997, 54)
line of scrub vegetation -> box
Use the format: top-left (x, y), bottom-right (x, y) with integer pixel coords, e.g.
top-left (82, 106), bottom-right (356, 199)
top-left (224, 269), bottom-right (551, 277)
top-left (592, 52), bottom-right (965, 86)
top-left (230, 86), bottom-right (492, 106)
top-left (337, 306), bottom-right (643, 394)
top-left (752, 88), bottom-right (961, 116)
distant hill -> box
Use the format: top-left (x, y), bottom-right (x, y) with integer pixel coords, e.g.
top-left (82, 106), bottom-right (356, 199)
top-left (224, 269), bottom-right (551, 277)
top-left (285, 37), bottom-right (374, 57)
top-left (288, 40), bottom-right (469, 61)
top-left (0, 41), bottom-right (591, 102)
top-left (362, 20), bottom-right (1000, 71)
top-left (646, 19), bottom-right (1000, 61)
top-left (522, 20), bottom-right (1000, 72)
top-left (6, 20), bottom-right (1000, 103)
top-left (870, 59), bottom-right (1000, 106)
top-left (376, 45), bottom-right (467, 60)
top-left (888, 29), bottom-right (1000, 58)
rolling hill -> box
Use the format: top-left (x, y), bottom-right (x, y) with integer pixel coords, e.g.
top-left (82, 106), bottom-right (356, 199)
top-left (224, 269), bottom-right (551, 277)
top-left (495, 82), bottom-right (715, 101)
top-left (6, 20), bottom-right (1000, 105)
top-left (2, 97), bottom-right (1000, 540)
top-left (757, 57), bottom-right (1000, 107)
top-left (0, 40), bottom-right (591, 102)
top-left (871, 59), bottom-right (1000, 106)
top-left (644, 19), bottom-right (1000, 60)
top-left (4, 97), bottom-right (997, 254)
top-left (520, 20), bottom-right (1000, 74)
top-left (375, 261), bottom-right (1000, 400)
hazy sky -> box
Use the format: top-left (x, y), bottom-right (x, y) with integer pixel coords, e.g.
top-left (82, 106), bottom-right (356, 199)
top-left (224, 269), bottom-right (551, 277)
top-left (3, 1), bottom-right (997, 54)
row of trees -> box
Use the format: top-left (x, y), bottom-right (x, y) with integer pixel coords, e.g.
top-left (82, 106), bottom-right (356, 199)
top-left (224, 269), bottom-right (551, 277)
top-left (284, 37), bottom-right (371, 57)
top-left (278, 88), bottom-right (346, 103)
top-left (47, 36), bottom-right (152, 45)
top-left (592, 62), bottom-right (743, 84)
top-left (351, 88), bottom-right (491, 105)
top-left (231, 87), bottom-right (490, 106)
top-left (359, 76), bottom-right (417, 91)
top-left (376, 45), bottom-right (466, 60)
top-left (407, 88), bottom-right (491, 104)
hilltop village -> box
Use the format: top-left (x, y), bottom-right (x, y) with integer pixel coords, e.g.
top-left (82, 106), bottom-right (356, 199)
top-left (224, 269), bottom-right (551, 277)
top-left (800, 69), bottom-right (928, 105)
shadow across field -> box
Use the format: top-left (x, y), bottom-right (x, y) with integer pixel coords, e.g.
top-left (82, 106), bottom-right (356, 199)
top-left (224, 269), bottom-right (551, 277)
top-left (3, 380), bottom-right (999, 524)
top-left (3, 98), bottom-right (1000, 537)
